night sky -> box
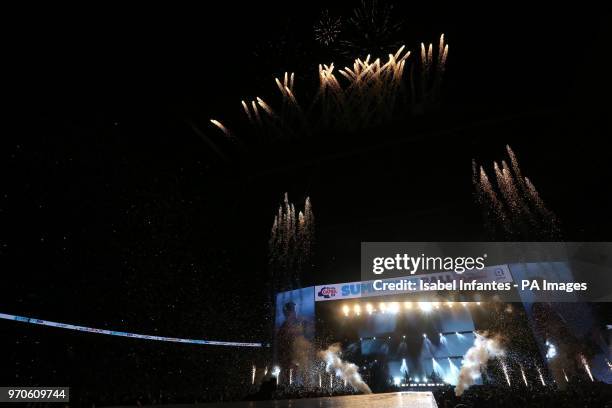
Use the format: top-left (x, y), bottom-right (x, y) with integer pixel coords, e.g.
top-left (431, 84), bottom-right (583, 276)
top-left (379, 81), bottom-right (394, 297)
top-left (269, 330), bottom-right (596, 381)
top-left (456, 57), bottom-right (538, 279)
top-left (2, 3), bottom-right (611, 404)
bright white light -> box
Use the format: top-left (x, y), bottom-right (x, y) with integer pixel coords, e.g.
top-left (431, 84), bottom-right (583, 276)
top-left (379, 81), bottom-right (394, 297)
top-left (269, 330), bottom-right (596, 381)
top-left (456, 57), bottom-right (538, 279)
top-left (545, 340), bottom-right (557, 359)
top-left (366, 303), bottom-right (373, 314)
top-left (393, 376), bottom-right (401, 386)
top-left (342, 305), bottom-right (349, 316)
top-left (354, 304), bottom-right (361, 315)
top-left (418, 302), bottom-right (433, 312)
top-left (404, 301), bottom-right (412, 310)
top-left (389, 302), bottom-right (400, 314)
top-left (379, 302), bottom-right (387, 313)
top-left (422, 333), bottom-right (427, 338)
top-left (400, 358), bottom-right (409, 375)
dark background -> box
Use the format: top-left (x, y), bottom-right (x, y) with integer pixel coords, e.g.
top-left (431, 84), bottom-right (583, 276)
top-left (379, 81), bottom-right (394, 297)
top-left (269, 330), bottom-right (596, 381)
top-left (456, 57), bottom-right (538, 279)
top-left (1, 3), bottom-right (611, 404)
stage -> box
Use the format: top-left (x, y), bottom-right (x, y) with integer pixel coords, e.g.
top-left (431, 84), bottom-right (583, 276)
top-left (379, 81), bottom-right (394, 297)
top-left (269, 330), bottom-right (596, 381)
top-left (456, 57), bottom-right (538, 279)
top-left (110, 392), bottom-right (438, 408)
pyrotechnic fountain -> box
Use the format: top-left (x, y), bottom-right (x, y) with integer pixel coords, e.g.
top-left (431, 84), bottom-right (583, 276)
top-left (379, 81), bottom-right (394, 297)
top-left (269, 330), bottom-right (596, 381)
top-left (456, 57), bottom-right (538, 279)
top-left (473, 145), bottom-right (560, 239)
top-left (455, 333), bottom-right (505, 396)
top-left (319, 343), bottom-right (372, 394)
top-left (268, 193), bottom-right (314, 292)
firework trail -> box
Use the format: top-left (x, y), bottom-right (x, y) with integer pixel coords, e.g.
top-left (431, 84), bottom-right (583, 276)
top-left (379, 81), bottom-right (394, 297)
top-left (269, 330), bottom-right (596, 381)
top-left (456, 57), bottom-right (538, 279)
top-left (210, 119), bottom-right (230, 137)
top-left (478, 166), bottom-right (511, 236)
top-left (319, 343), bottom-right (372, 394)
top-left (473, 145), bottom-right (560, 239)
top-left (455, 333), bottom-right (505, 396)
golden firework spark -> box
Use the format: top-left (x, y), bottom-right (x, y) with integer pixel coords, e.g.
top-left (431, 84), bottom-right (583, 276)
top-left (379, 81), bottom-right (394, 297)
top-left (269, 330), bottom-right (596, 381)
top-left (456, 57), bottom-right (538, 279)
top-left (210, 119), bottom-right (230, 137)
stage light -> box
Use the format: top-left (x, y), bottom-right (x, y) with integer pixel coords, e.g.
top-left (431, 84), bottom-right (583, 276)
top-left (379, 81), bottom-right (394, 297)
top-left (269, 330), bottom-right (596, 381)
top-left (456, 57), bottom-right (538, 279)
top-left (461, 302), bottom-right (467, 307)
top-left (422, 333), bottom-right (427, 338)
top-left (379, 302), bottom-right (387, 313)
top-left (402, 335), bottom-right (406, 339)
top-left (545, 340), bottom-right (557, 359)
top-left (418, 302), bottom-right (433, 312)
top-left (393, 377), bottom-right (401, 386)
top-left (389, 302), bottom-right (400, 314)
top-left (432, 301), bottom-right (440, 309)
top-left (354, 304), bottom-right (361, 315)
top-left (446, 302), bottom-right (453, 308)
top-left (366, 303), bottom-right (373, 314)
top-left (342, 305), bottom-right (349, 316)
top-left (403, 301), bottom-right (412, 310)
top-left (476, 301), bottom-right (481, 305)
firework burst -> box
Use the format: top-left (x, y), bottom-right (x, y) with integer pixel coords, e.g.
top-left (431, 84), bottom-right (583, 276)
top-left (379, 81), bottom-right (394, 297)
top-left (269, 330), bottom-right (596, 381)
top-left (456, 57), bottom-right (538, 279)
top-left (208, 34), bottom-right (449, 149)
top-left (314, 10), bottom-right (342, 47)
top-left (340, 0), bottom-right (404, 56)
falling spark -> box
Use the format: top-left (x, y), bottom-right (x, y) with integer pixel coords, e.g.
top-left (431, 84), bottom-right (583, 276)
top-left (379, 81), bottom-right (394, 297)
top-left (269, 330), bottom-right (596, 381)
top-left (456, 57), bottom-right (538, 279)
top-left (319, 372), bottom-right (322, 388)
top-left (562, 368), bottom-right (569, 382)
top-left (536, 366), bottom-right (546, 386)
top-left (520, 365), bottom-right (529, 387)
top-left (252, 365), bottom-right (256, 385)
top-left (581, 355), bottom-right (594, 381)
top-left (289, 368), bottom-right (293, 385)
top-left (500, 360), bottom-right (511, 386)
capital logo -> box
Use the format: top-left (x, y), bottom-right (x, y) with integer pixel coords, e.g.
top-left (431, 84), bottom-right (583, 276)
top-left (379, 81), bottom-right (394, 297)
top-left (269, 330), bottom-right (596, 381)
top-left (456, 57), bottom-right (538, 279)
top-left (318, 286), bottom-right (337, 299)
